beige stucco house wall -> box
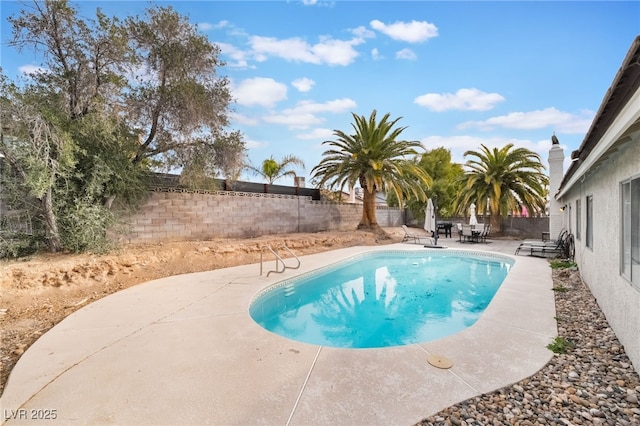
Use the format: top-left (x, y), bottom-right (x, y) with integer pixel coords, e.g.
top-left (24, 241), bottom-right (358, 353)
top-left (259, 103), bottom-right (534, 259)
top-left (556, 36), bottom-right (640, 371)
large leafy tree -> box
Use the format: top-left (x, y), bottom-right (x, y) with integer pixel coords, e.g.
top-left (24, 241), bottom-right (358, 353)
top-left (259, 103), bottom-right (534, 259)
top-left (0, 79), bottom-right (74, 252)
top-left (9, 1), bottom-right (242, 175)
top-left (454, 144), bottom-right (549, 230)
top-left (124, 5), bottom-right (237, 168)
top-left (0, 74), bottom-right (141, 253)
top-left (179, 131), bottom-right (246, 190)
top-left (416, 147), bottom-right (464, 218)
top-left (8, 0), bottom-right (131, 120)
top-left (311, 110), bottom-right (432, 236)
top-left (388, 147), bottom-right (464, 220)
top-left (246, 155), bottom-right (305, 184)
top-left (2, 0), bottom-right (245, 253)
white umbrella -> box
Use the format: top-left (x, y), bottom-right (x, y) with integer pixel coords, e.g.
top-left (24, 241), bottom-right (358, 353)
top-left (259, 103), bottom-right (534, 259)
top-left (469, 203), bottom-right (478, 226)
top-left (424, 198), bottom-right (436, 234)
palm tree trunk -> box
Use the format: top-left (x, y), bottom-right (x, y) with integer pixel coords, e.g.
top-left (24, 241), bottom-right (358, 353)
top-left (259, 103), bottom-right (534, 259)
top-left (490, 213), bottom-right (502, 235)
top-left (358, 189), bottom-right (378, 228)
top-left (357, 190), bottom-right (390, 240)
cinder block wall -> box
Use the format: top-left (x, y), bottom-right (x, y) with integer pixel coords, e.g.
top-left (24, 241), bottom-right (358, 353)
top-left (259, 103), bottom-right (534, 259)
top-left (122, 190), bottom-right (404, 243)
top-left (501, 217), bottom-right (549, 239)
top-left (406, 214), bottom-right (549, 239)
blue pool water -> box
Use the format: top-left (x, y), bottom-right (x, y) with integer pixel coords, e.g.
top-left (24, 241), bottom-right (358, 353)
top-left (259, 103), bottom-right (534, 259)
top-left (250, 251), bottom-right (513, 349)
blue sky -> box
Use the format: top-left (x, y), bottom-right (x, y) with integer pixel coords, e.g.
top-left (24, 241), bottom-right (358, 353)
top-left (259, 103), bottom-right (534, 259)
top-left (1, 1), bottom-right (639, 186)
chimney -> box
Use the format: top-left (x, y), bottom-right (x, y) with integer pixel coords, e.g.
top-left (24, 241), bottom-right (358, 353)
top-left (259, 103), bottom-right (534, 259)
top-left (548, 134), bottom-right (565, 239)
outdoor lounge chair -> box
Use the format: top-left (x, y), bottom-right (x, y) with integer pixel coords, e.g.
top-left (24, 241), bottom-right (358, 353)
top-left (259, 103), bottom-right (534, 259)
top-left (515, 229), bottom-right (567, 255)
top-left (518, 228), bottom-right (567, 247)
top-left (402, 225), bottom-right (434, 245)
top-left (516, 231), bottom-right (573, 258)
top-left (529, 232), bottom-right (574, 259)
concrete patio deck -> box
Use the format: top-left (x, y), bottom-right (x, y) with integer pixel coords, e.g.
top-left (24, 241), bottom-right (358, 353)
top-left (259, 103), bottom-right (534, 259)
top-left (0, 236), bottom-right (557, 425)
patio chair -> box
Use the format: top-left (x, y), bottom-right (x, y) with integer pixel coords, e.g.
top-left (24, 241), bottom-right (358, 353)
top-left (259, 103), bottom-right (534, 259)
top-left (456, 223), bottom-right (463, 242)
top-left (515, 229), bottom-right (567, 255)
top-left (461, 224), bottom-right (476, 243)
top-left (402, 225), bottom-right (434, 245)
top-left (478, 224), bottom-right (491, 243)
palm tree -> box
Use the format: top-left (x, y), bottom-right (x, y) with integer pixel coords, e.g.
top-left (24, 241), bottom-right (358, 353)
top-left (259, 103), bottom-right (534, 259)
top-left (454, 143), bottom-right (549, 230)
top-left (246, 154), bottom-right (305, 184)
top-left (311, 110), bottom-right (432, 236)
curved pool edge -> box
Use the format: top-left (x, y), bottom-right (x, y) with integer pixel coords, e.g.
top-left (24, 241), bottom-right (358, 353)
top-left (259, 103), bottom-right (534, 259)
top-left (0, 241), bottom-right (556, 426)
top-left (249, 247), bottom-right (515, 306)
top-left (249, 248), bottom-right (516, 348)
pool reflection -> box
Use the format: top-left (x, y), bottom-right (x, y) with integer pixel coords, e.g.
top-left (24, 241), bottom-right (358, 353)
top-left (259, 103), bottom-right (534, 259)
top-left (250, 253), bottom-right (511, 348)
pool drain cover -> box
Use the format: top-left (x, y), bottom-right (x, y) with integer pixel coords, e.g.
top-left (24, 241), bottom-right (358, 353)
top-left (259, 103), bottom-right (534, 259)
top-left (427, 355), bottom-right (453, 369)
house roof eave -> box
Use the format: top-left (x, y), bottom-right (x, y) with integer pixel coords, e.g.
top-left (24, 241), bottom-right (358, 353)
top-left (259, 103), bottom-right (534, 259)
top-left (556, 35), bottom-right (640, 199)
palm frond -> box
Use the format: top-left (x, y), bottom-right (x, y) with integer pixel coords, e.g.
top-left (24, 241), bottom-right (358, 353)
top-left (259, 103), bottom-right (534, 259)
top-left (310, 110), bottom-right (432, 220)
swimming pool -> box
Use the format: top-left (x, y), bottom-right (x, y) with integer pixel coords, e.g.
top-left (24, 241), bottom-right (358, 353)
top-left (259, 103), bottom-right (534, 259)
top-left (250, 250), bottom-right (513, 348)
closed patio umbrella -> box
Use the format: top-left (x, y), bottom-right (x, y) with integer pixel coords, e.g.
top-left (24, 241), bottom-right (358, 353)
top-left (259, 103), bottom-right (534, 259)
top-left (424, 198), bottom-right (436, 235)
top-left (469, 203), bottom-right (478, 226)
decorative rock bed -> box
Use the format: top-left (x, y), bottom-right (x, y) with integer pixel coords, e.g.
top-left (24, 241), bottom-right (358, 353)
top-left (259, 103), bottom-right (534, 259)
top-left (418, 267), bottom-right (640, 426)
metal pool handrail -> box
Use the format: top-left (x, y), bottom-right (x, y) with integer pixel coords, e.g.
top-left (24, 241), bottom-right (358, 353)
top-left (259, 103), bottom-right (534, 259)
top-left (260, 243), bottom-right (301, 276)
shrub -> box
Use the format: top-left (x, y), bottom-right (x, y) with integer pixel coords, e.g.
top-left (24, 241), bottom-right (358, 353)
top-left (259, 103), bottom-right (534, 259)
top-left (59, 202), bottom-right (116, 253)
top-left (550, 259), bottom-right (577, 269)
top-left (0, 233), bottom-right (43, 258)
top-left (547, 336), bottom-right (575, 354)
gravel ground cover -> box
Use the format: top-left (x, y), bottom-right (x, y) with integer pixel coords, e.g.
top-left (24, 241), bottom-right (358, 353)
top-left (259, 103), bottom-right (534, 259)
top-left (418, 266), bottom-right (640, 426)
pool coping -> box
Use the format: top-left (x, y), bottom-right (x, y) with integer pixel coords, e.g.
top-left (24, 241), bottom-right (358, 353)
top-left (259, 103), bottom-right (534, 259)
top-left (0, 243), bottom-right (556, 425)
top-left (250, 248), bottom-right (514, 303)
top-left (250, 249), bottom-right (516, 349)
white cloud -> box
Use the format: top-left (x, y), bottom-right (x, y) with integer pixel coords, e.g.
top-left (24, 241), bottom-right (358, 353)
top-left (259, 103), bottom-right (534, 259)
top-left (262, 98), bottom-right (357, 130)
top-left (230, 112), bottom-right (260, 126)
top-left (244, 137), bottom-right (267, 150)
top-left (371, 48), bottom-right (382, 60)
top-left (263, 112), bottom-right (325, 129)
top-left (213, 20), bottom-right (230, 29)
top-left (296, 128), bottom-right (335, 140)
top-left (214, 21), bottom-right (361, 68)
top-left (351, 25), bottom-right (376, 39)
top-left (415, 88), bottom-right (505, 112)
top-left (250, 36), bottom-right (315, 63)
top-left (287, 98), bottom-right (357, 114)
top-left (292, 77), bottom-right (315, 92)
top-left (458, 107), bottom-right (594, 133)
top-left (421, 135), bottom-right (554, 168)
top-left (249, 35), bottom-right (362, 66)
top-left (301, 0), bottom-right (336, 8)
top-left (214, 21), bottom-right (248, 38)
top-left (396, 48), bottom-right (417, 60)
top-left (232, 77), bottom-right (288, 107)
top-left (313, 38), bottom-right (364, 66)
top-left (370, 19), bottom-right (438, 43)
top-left (218, 42), bottom-right (252, 68)
top-left (197, 22), bottom-right (213, 31)
top-left (19, 64), bottom-right (48, 75)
